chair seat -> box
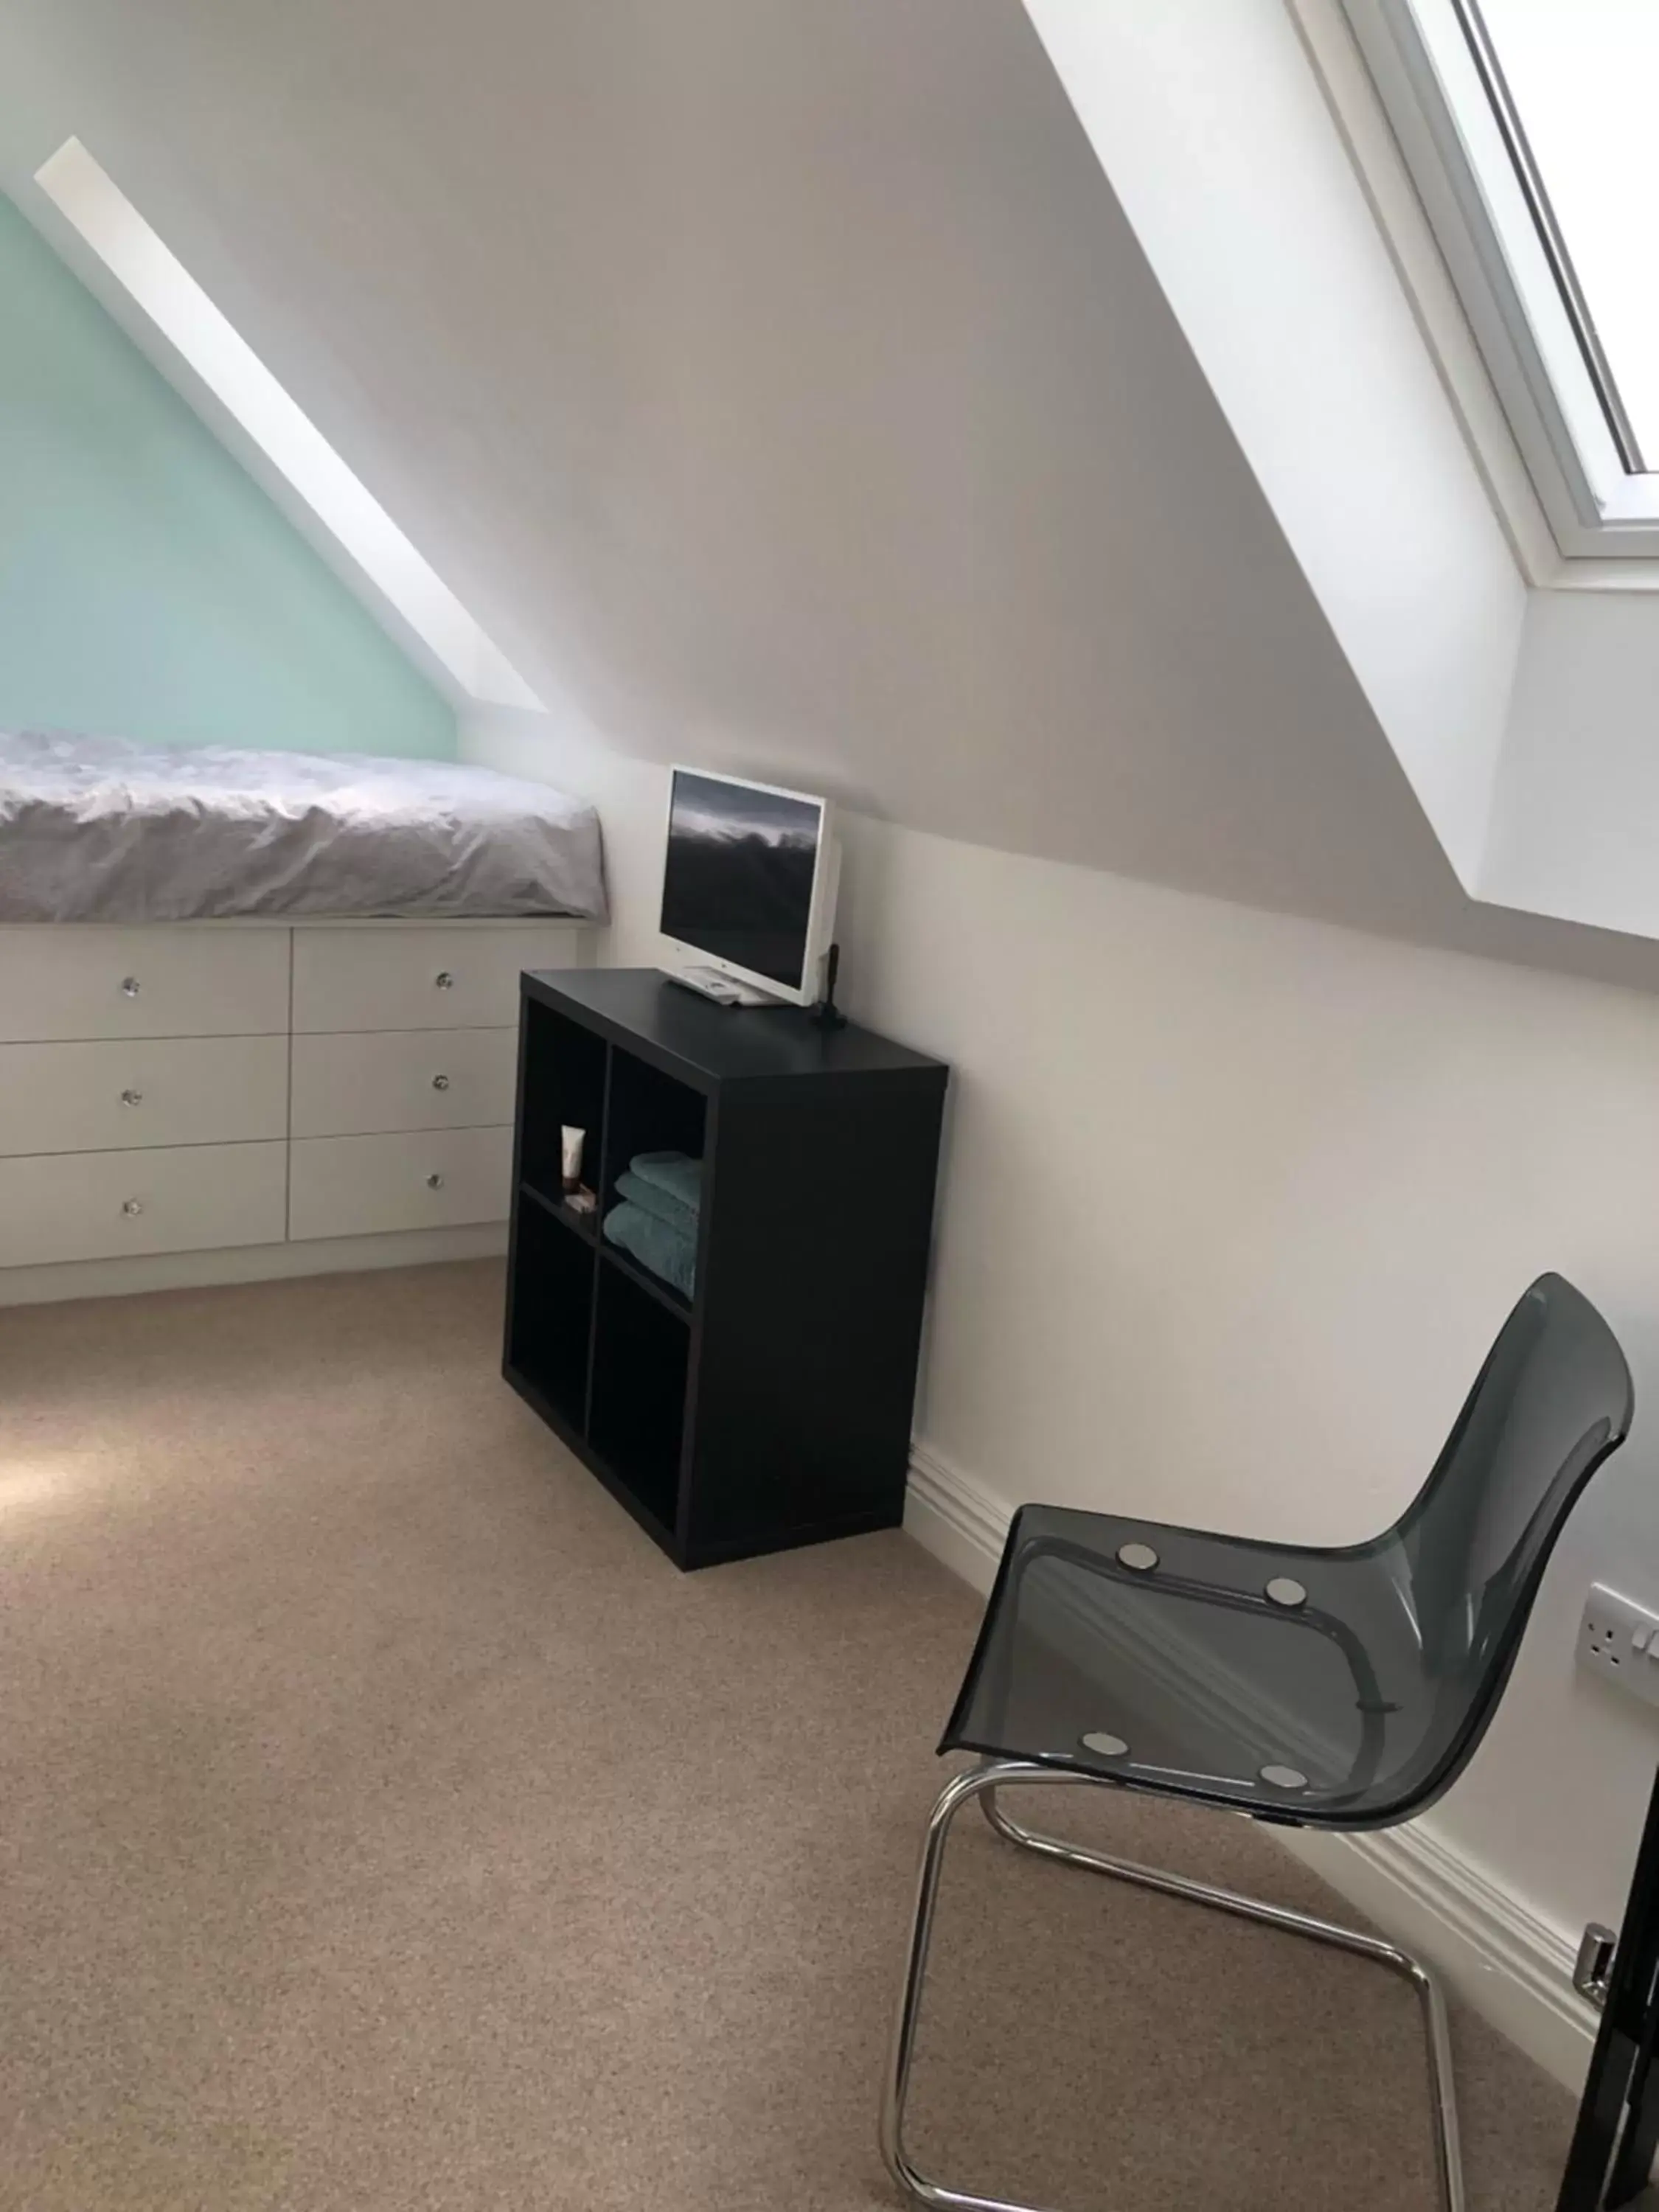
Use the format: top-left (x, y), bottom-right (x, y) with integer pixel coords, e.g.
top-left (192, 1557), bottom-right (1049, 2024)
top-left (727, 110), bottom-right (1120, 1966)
top-left (941, 1503), bottom-right (1475, 1829)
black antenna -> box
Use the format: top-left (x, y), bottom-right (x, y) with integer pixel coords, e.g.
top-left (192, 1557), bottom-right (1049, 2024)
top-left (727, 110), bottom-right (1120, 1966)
top-left (808, 942), bottom-right (848, 1032)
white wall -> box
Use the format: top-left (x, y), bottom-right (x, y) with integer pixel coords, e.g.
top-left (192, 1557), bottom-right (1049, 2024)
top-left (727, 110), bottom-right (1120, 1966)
top-left (19, 0), bottom-right (1659, 991)
top-left (1023, 0), bottom-right (1659, 972)
top-left (1020, 0), bottom-right (1526, 894)
top-left (0, 0), bottom-right (1523, 956)
top-left (468, 714), bottom-right (1659, 2082)
top-left (836, 814), bottom-right (1659, 1933)
top-left (1482, 589), bottom-right (1659, 943)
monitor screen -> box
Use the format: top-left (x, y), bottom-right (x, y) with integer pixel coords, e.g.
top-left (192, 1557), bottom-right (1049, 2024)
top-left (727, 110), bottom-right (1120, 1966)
top-left (661, 770), bottom-right (824, 990)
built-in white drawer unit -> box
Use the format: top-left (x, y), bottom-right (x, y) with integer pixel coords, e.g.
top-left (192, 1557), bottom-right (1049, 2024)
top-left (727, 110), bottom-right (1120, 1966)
top-left (0, 926), bottom-right (291, 1043)
top-left (292, 923), bottom-right (578, 1034)
top-left (0, 1036), bottom-right (290, 1158)
top-left (288, 1126), bottom-right (515, 1242)
top-left (0, 1141), bottom-right (288, 1269)
top-left (290, 1028), bottom-right (518, 1138)
top-left (0, 917), bottom-right (594, 1290)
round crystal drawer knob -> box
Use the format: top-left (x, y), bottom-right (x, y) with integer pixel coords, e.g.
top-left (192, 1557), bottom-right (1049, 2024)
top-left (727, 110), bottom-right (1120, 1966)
top-left (426, 1172), bottom-right (445, 1190)
top-left (119, 1088), bottom-right (143, 1107)
top-left (431, 1074), bottom-right (451, 1091)
top-left (434, 971), bottom-right (454, 990)
top-left (119, 975), bottom-right (141, 998)
top-left (121, 1198), bottom-right (144, 1217)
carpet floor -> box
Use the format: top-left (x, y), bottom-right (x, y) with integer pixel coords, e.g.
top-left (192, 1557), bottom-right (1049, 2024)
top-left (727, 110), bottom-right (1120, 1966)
top-left (0, 1260), bottom-right (1598, 2209)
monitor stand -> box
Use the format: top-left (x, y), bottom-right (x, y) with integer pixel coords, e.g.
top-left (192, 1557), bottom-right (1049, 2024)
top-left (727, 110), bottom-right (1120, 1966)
top-left (661, 964), bottom-right (782, 1009)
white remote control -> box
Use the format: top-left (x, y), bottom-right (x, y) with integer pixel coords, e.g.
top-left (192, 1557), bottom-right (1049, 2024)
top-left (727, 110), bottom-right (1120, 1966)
top-left (662, 964), bottom-right (765, 1007)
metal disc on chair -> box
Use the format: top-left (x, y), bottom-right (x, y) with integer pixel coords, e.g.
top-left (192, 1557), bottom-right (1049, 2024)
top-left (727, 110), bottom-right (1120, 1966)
top-left (1259, 1764), bottom-right (1309, 1790)
top-left (1116, 1542), bottom-right (1159, 1572)
top-left (1265, 1576), bottom-right (1307, 1608)
top-left (1079, 1731), bottom-right (1129, 1758)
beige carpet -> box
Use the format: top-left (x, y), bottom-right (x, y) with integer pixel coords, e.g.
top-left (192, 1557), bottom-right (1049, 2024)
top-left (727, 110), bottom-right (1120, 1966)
top-left (0, 1261), bottom-right (1592, 2210)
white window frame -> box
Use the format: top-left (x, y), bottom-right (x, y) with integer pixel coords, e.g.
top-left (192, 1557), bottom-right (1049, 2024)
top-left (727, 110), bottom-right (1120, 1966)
top-left (1333, 0), bottom-right (1659, 566)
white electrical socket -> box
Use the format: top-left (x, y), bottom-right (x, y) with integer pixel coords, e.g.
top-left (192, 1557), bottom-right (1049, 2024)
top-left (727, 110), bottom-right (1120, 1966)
top-left (1579, 1582), bottom-right (1659, 1710)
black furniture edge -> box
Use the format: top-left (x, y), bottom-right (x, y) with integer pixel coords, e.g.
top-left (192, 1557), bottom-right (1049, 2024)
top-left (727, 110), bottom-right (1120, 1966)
top-left (1559, 1763), bottom-right (1659, 2210)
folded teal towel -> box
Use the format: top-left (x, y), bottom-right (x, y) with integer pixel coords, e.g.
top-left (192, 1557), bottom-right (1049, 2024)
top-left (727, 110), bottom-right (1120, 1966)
top-left (604, 1201), bottom-right (696, 1298)
top-left (616, 1168), bottom-right (698, 1240)
top-left (629, 1151), bottom-right (703, 1217)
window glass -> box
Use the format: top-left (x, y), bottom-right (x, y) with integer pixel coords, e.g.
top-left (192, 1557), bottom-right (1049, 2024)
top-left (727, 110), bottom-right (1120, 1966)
top-left (1473, 0), bottom-right (1659, 468)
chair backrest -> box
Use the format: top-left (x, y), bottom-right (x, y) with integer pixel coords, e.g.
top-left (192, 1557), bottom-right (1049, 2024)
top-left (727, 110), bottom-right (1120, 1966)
top-left (939, 1273), bottom-right (1632, 1830)
top-left (1392, 1272), bottom-right (1633, 1711)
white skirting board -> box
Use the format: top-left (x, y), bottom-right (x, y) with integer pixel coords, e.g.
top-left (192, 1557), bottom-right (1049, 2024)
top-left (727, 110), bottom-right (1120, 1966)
top-left (902, 1441), bottom-right (1596, 2094)
top-left (0, 1222), bottom-right (508, 1306)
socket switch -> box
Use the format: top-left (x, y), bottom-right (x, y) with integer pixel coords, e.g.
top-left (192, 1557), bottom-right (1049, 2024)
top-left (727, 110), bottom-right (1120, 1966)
top-left (1579, 1582), bottom-right (1659, 1710)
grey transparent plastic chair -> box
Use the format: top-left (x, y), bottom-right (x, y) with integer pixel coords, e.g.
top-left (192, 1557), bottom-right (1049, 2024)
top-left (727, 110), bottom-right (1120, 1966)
top-left (881, 1273), bottom-right (1634, 2212)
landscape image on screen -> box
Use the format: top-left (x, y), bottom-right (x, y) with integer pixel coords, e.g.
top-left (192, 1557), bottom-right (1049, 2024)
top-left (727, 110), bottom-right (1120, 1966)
top-left (661, 771), bottom-right (822, 990)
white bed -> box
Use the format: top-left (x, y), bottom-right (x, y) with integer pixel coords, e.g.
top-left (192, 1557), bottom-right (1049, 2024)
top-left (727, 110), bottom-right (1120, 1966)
top-left (0, 731), bottom-right (608, 923)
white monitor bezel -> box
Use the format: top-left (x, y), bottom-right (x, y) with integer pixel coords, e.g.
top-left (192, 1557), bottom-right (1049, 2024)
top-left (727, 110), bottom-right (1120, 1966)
top-left (658, 765), bottom-right (838, 1009)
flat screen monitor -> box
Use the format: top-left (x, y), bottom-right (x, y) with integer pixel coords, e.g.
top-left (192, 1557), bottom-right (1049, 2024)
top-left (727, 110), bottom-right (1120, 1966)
top-left (658, 767), bottom-right (838, 1006)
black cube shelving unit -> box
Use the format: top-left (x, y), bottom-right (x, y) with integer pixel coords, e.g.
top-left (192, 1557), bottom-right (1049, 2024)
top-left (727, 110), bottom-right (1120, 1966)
top-left (503, 967), bottom-right (948, 1568)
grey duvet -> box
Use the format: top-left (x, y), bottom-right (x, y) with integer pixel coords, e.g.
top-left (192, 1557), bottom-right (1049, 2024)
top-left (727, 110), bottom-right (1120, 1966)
top-left (0, 732), bottom-right (608, 923)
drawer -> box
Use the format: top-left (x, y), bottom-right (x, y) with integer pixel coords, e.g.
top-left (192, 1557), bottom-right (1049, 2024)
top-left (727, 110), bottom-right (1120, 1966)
top-left (0, 1141), bottom-right (287, 1269)
top-left (0, 1037), bottom-right (288, 1157)
top-left (291, 925), bottom-right (582, 1034)
top-left (291, 1028), bottom-right (517, 1138)
top-left (0, 927), bottom-right (290, 1043)
top-left (288, 1126), bottom-right (514, 1241)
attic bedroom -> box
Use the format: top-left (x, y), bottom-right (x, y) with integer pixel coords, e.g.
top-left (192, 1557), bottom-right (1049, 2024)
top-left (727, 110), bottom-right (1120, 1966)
top-left (4, 5), bottom-right (1659, 2212)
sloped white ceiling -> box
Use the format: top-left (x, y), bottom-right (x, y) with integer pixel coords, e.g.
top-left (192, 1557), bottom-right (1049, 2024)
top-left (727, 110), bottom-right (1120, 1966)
top-left (5, 0), bottom-right (1659, 990)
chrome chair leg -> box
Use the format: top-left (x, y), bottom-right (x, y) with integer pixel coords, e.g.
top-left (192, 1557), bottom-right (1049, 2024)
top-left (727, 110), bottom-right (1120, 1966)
top-left (881, 1760), bottom-right (1464, 2212)
top-left (881, 1762), bottom-right (1061, 2212)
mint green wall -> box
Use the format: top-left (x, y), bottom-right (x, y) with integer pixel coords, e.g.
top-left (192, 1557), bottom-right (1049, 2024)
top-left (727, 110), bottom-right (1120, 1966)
top-left (0, 194), bottom-right (455, 758)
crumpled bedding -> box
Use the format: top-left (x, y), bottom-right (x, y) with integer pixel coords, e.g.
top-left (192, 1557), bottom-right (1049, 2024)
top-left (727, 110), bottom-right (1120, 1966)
top-left (0, 731), bottom-right (608, 923)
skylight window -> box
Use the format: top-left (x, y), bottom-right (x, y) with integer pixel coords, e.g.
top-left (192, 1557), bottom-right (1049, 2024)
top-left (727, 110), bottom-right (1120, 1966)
top-left (34, 139), bottom-right (541, 709)
top-left (1342, 0), bottom-right (1659, 557)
